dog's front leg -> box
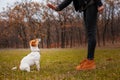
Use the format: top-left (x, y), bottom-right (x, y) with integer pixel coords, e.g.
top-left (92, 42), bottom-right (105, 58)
top-left (35, 61), bottom-right (40, 71)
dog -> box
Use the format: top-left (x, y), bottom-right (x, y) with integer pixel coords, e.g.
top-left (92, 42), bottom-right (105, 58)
top-left (12, 38), bottom-right (41, 72)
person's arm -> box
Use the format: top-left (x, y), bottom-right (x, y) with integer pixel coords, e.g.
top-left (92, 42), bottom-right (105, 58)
top-left (56, 0), bottom-right (73, 11)
top-left (94, 0), bottom-right (103, 7)
top-left (47, 0), bottom-right (72, 11)
top-left (94, 0), bottom-right (104, 13)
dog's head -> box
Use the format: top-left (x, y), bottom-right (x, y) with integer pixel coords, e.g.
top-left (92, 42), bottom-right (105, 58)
top-left (29, 38), bottom-right (41, 47)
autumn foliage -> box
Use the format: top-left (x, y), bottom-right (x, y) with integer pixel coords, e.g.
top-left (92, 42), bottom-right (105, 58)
top-left (0, 0), bottom-right (120, 48)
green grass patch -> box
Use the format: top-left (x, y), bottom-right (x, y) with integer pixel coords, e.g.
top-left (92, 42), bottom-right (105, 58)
top-left (0, 48), bottom-right (120, 80)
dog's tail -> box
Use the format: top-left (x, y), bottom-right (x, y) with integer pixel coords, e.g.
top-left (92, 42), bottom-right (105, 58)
top-left (11, 66), bottom-right (17, 70)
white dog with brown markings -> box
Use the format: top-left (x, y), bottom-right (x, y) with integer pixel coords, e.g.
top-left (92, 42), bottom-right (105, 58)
top-left (12, 38), bottom-right (41, 72)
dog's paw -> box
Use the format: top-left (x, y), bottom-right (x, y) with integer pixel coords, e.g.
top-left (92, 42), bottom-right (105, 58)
top-left (37, 69), bottom-right (40, 71)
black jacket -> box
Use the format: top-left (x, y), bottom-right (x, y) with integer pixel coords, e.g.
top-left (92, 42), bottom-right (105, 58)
top-left (56, 0), bottom-right (103, 11)
top-left (56, 0), bottom-right (80, 11)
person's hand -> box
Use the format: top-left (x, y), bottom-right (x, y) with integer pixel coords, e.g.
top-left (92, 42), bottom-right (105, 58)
top-left (47, 3), bottom-right (57, 11)
top-left (47, 3), bottom-right (62, 14)
top-left (98, 5), bottom-right (104, 14)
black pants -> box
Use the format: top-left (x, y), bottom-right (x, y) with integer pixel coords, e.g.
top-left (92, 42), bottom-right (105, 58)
top-left (83, 4), bottom-right (98, 60)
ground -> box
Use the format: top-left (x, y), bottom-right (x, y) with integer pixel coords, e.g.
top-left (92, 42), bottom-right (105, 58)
top-left (0, 48), bottom-right (120, 80)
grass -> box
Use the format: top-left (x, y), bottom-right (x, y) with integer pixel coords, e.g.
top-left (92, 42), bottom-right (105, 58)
top-left (0, 48), bottom-right (120, 80)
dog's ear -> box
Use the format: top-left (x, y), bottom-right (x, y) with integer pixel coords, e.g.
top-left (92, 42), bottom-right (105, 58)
top-left (30, 40), bottom-right (36, 47)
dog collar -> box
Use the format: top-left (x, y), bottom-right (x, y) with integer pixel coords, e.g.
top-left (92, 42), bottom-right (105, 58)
top-left (31, 50), bottom-right (40, 52)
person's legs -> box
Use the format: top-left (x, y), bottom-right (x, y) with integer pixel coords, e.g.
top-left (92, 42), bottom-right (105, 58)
top-left (84, 4), bottom-right (98, 60)
top-left (76, 4), bottom-right (98, 70)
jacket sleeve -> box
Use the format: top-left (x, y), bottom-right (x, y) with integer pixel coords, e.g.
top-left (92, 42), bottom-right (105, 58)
top-left (55, 0), bottom-right (73, 11)
top-left (94, 0), bottom-right (103, 7)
